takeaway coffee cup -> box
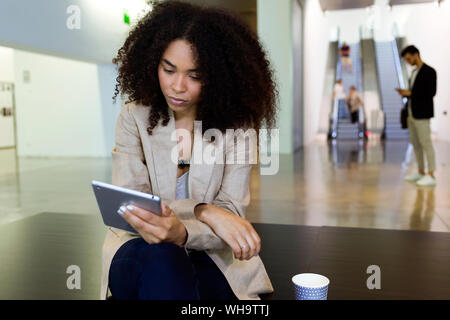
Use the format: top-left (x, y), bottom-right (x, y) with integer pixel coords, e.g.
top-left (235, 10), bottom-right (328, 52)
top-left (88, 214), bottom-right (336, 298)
top-left (292, 273), bottom-right (330, 300)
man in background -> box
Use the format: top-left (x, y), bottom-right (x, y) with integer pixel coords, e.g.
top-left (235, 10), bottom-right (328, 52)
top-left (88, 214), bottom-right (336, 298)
top-left (396, 45), bottom-right (437, 187)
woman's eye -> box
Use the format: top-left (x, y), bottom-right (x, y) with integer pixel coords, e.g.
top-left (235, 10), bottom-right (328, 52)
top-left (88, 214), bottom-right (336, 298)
top-left (163, 68), bottom-right (199, 80)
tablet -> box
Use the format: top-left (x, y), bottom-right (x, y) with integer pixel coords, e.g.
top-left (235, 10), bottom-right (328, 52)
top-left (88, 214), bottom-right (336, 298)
top-left (91, 180), bottom-right (162, 233)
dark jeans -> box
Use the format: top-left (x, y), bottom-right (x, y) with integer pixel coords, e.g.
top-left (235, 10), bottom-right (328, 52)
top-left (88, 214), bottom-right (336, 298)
top-left (351, 111), bottom-right (359, 123)
top-left (108, 238), bottom-right (238, 300)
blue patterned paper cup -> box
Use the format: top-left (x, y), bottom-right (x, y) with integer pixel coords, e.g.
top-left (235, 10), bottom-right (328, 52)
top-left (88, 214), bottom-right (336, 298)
top-left (292, 273), bottom-right (330, 300)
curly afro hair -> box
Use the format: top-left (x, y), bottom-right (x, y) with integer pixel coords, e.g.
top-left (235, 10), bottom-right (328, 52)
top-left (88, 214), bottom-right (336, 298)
top-left (112, 0), bottom-right (278, 135)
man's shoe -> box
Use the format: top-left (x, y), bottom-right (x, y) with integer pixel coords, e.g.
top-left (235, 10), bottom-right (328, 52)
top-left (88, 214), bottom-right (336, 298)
top-left (416, 175), bottom-right (436, 187)
top-left (404, 173), bottom-right (424, 182)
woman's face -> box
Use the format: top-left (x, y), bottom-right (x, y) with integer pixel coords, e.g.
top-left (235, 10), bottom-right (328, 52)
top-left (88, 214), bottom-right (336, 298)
top-left (158, 39), bottom-right (202, 116)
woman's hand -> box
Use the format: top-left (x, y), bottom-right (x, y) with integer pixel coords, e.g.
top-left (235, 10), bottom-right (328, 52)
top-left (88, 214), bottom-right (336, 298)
top-left (118, 202), bottom-right (187, 246)
top-left (195, 204), bottom-right (261, 261)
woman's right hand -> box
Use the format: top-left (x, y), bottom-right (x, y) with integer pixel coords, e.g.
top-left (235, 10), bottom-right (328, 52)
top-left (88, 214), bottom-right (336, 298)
top-left (194, 204), bottom-right (261, 261)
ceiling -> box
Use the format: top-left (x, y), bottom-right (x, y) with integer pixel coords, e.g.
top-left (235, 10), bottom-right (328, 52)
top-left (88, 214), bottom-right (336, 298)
top-left (319, 0), bottom-right (375, 11)
top-left (181, 0), bottom-right (257, 31)
top-left (319, 0), bottom-right (443, 11)
top-left (181, 0), bottom-right (256, 14)
top-left (389, 0), bottom-right (442, 5)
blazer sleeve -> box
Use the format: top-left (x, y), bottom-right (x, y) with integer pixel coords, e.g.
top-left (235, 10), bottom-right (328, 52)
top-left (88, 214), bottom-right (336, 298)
top-left (426, 67), bottom-right (437, 98)
top-left (112, 103), bottom-right (229, 251)
top-left (169, 132), bottom-right (255, 250)
top-left (412, 66), bottom-right (437, 100)
top-left (210, 132), bottom-right (254, 219)
top-left (111, 103), bottom-right (152, 194)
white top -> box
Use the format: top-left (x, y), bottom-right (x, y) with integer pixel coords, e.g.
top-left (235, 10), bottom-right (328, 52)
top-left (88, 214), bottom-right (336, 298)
top-left (409, 66), bottom-right (421, 90)
top-left (333, 83), bottom-right (346, 100)
top-left (175, 170), bottom-right (189, 200)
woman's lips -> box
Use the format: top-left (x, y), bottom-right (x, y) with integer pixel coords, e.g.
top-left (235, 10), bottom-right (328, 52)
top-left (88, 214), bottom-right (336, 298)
top-left (168, 96), bottom-right (187, 105)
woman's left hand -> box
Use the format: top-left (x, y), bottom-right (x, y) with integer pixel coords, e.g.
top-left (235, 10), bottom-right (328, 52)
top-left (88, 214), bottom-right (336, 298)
top-left (118, 202), bottom-right (187, 246)
top-left (194, 204), bottom-right (261, 261)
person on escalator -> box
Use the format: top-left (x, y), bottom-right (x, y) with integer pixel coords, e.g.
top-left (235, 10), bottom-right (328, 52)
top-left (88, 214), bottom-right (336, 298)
top-left (332, 79), bottom-right (347, 118)
top-left (339, 42), bottom-right (352, 73)
top-left (396, 45), bottom-right (437, 187)
top-left (346, 86), bottom-right (364, 124)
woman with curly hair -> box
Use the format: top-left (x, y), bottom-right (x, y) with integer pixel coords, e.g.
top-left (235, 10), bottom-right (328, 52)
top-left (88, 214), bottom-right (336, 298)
top-left (101, 0), bottom-right (278, 300)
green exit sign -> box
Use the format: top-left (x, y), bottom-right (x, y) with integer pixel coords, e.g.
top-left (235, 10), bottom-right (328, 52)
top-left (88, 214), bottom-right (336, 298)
top-left (123, 12), bottom-right (130, 25)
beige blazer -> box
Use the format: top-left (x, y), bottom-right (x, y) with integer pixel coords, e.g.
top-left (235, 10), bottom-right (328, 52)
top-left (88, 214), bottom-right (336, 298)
top-left (346, 92), bottom-right (364, 113)
top-left (100, 102), bottom-right (274, 300)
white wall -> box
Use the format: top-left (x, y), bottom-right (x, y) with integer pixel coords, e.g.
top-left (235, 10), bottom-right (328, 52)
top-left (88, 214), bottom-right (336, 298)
top-left (0, 0), bottom-right (136, 157)
top-left (0, 0), bottom-right (150, 64)
top-left (325, 0), bottom-right (395, 43)
top-left (257, 0), bottom-right (294, 154)
top-left (303, 0), bottom-right (330, 145)
top-left (0, 47), bottom-right (16, 148)
top-left (292, 0), bottom-right (304, 150)
top-left (258, 0), bottom-right (333, 150)
top-left (393, 2), bottom-right (450, 142)
top-left (0, 84), bottom-right (15, 148)
top-left (326, 8), bottom-right (371, 43)
top-left (13, 50), bottom-right (121, 157)
top-left (0, 47), bottom-right (14, 82)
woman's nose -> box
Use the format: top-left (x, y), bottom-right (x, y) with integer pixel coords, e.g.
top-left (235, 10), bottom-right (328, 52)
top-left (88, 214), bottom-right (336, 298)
top-left (172, 74), bottom-right (186, 93)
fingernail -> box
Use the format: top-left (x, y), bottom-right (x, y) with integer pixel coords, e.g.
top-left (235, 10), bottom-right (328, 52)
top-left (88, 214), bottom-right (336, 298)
top-left (126, 205), bottom-right (134, 212)
top-left (117, 209), bottom-right (124, 216)
top-left (120, 206), bottom-right (127, 212)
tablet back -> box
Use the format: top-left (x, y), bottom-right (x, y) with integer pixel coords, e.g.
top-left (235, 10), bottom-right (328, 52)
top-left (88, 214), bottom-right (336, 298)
top-left (92, 180), bottom-right (161, 234)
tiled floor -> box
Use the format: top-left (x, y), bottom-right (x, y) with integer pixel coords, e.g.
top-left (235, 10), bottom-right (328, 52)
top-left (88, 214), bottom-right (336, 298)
top-left (1, 139), bottom-right (449, 231)
top-left (250, 139), bottom-right (450, 232)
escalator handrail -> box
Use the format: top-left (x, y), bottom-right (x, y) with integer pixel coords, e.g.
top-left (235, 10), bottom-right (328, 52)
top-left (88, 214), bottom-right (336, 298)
top-left (358, 27), bottom-right (368, 136)
top-left (371, 33), bottom-right (387, 138)
top-left (329, 98), bottom-right (339, 139)
top-left (391, 34), bottom-right (408, 108)
top-left (391, 38), bottom-right (406, 90)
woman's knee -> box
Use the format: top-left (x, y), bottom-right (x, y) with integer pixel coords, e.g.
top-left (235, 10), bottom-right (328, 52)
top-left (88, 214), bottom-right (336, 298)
top-left (136, 242), bottom-right (188, 264)
top-left (137, 242), bottom-right (197, 292)
top-left (137, 241), bottom-right (184, 253)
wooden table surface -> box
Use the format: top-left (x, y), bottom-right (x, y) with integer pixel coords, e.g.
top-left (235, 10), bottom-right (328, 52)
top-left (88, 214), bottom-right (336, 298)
top-left (0, 213), bottom-right (449, 299)
top-left (254, 223), bottom-right (450, 300)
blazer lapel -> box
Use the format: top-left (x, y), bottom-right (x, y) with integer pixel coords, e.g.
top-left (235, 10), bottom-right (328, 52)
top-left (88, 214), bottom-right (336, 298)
top-left (189, 120), bottom-right (216, 202)
top-left (143, 108), bottom-right (177, 201)
top-left (143, 107), bottom-right (216, 202)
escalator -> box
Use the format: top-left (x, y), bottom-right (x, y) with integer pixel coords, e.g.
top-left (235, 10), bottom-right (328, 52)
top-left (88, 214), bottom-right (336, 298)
top-left (319, 41), bottom-right (339, 137)
top-left (335, 42), bottom-right (364, 139)
top-left (323, 27), bottom-right (410, 142)
top-left (374, 41), bottom-right (409, 140)
top-left (325, 41), bottom-right (366, 140)
top-left (360, 36), bottom-right (384, 138)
